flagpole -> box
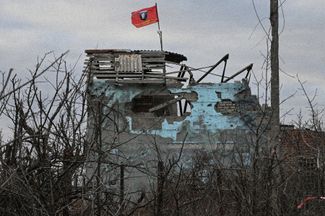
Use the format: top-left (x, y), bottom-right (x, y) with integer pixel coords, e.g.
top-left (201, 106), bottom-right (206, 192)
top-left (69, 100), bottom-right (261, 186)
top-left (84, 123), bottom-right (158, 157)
top-left (155, 3), bottom-right (163, 51)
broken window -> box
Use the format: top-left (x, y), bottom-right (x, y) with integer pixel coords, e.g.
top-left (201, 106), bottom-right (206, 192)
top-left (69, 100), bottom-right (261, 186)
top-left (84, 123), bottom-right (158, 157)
top-left (131, 95), bottom-right (178, 116)
top-left (130, 91), bottom-right (197, 118)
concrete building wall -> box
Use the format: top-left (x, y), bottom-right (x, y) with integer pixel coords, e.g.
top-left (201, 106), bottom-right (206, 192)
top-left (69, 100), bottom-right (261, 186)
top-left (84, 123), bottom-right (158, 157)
top-left (85, 49), bottom-right (261, 201)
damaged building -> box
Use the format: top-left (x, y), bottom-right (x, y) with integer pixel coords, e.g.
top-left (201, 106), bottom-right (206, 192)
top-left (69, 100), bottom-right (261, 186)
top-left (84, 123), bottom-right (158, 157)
top-left (85, 49), bottom-right (261, 200)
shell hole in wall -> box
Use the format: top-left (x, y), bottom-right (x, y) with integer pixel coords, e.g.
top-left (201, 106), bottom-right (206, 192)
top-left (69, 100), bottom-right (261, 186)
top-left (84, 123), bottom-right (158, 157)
top-left (130, 91), bottom-right (197, 117)
top-left (215, 99), bottom-right (237, 115)
top-left (131, 94), bottom-right (177, 117)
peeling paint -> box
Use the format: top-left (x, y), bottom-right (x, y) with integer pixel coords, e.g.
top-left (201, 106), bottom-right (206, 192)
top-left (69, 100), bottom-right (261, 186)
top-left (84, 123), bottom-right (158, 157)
top-left (90, 80), bottom-right (257, 143)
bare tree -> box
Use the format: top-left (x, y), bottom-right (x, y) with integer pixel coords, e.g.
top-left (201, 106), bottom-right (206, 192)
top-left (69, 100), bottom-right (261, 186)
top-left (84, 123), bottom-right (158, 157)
top-left (0, 52), bottom-right (88, 216)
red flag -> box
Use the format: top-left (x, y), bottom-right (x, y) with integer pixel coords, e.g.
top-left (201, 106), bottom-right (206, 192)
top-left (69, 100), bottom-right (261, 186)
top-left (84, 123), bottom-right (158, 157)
top-left (131, 5), bottom-right (159, 28)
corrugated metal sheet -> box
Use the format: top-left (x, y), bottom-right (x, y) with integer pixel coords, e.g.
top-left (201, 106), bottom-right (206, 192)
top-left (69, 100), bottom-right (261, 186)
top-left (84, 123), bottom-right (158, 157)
top-left (115, 54), bottom-right (142, 72)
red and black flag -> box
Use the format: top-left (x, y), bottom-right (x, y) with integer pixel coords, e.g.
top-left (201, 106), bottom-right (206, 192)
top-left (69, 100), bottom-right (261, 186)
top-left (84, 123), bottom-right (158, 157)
top-left (131, 5), bottom-right (159, 28)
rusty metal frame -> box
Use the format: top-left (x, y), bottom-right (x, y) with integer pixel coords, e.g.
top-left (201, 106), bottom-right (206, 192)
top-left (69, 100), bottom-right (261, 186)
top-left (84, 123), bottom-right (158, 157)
top-left (197, 54), bottom-right (229, 83)
top-left (222, 64), bottom-right (253, 83)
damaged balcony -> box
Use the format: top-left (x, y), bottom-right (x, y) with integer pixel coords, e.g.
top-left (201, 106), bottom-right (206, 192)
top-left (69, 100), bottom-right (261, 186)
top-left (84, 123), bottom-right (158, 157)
top-left (85, 49), bottom-right (188, 84)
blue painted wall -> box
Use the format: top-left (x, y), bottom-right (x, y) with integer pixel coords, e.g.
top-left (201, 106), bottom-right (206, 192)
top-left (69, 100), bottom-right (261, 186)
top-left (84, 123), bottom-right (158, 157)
top-left (89, 80), bottom-right (256, 143)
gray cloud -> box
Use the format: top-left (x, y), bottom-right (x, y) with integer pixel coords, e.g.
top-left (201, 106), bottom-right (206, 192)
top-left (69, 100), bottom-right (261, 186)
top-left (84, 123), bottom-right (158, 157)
top-left (0, 0), bottom-right (324, 124)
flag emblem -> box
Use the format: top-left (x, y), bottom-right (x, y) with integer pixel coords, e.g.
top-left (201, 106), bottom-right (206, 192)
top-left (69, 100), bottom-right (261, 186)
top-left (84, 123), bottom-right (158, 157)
top-left (131, 5), bottom-right (159, 28)
top-left (139, 11), bottom-right (148, 20)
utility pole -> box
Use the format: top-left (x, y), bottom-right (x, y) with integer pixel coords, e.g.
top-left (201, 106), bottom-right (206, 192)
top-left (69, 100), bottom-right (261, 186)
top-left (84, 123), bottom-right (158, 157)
top-left (270, 0), bottom-right (280, 144)
top-left (270, 0), bottom-right (280, 214)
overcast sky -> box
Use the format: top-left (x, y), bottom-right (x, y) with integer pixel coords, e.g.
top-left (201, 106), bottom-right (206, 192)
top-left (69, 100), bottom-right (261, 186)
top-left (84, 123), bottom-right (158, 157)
top-left (1, 0), bottom-right (325, 124)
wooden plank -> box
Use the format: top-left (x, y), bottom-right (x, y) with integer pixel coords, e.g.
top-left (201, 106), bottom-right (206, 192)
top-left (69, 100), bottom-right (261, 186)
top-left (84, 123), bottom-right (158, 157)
top-left (93, 61), bottom-right (114, 64)
top-left (91, 72), bottom-right (168, 76)
top-left (93, 72), bottom-right (143, 75)
top-left (85, 49), bottom-right (131, 54)
top-left (96, 79), bottom-right (165, 84)
top-left (88, 65), bottom-right (114, 70)
top-left (90, 69), bottom-right (115, 73)
top-left (143, 64), bottom-right (164, 68)
top-left (86, 53), bottom-right (127, 58)
top-left (149, 96), bottom-right (184, 112)
top-left (95, 74), bottom-right (144, 78)
top-left (93, 74), bottom-right (187, 81)
top-left (137, 52), bottom-right (164, 56)
top-left (116, 79), bottom-right (165, 84)
top-left (142, 58), bottom-right (165, 62)
top-left (86, 57), bottom-right (114, 62)
top-left (142, 61), bottom-right (164, 65)
top-left (142, 64), bottom-right (165, 68)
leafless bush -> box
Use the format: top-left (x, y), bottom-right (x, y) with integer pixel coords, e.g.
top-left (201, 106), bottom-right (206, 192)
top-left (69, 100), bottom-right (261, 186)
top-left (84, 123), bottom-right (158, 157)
top-left (0, 52), bottom-right (88, 216)
top-left (0, 53), bottom-right (324, 216)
